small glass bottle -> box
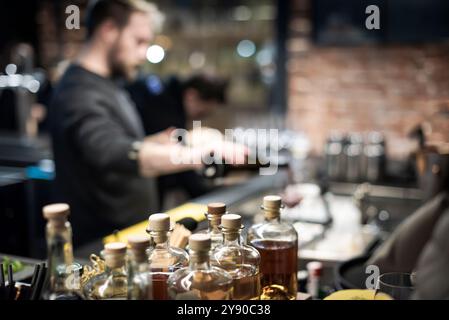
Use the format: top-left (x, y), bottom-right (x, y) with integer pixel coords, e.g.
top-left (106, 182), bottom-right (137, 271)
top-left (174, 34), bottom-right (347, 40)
top-left (201, 202), bottom-right (227, 251)
top-left (42, 203), bottom-right (83, 300)
top-left (211, 214), bottom-right (261, 300)
top-left (307, 261), bottom-right (323, 300)
top-left (247, 195), bottom-right (298, 300)
top-left (147, 213), bottom-right (189, 300)
top-left (85, 242), bottom-right (128, 300)
top-left (127, 235), bottom-right (151, 300)
top-left (167, 234), bottom-right (233, 300)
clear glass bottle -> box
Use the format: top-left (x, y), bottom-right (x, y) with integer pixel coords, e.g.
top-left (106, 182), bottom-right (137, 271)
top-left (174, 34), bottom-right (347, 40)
top-left (197, 203), bottom-right (227, 251)
top-left (167, 234), bottom-right (233, 300)
top-left (211, 214), bottom-right (261, 300)
top-left (247, 195), bottom-right (298, 300)
top-left (85, 242), bottom-right (128, 300)
top-left (127, 235), bottom-right (151, 300)
top-left (42, 203), bottom-right (83, 300)
top-left (147, 213), bottom-right (189, 300)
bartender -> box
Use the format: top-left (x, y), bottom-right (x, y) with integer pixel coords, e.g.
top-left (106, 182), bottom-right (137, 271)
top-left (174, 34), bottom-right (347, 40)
top-left (49, 0), bottom-right (242, 246)
top-left (125, 74), bottom-right (228, 207)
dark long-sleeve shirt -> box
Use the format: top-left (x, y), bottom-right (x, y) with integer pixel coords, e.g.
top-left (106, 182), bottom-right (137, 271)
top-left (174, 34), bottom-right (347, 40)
top-left (50, 64), bottom-right (158, 246)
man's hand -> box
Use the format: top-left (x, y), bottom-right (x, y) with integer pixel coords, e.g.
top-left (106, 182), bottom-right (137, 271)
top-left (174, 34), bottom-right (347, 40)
top-left (138, 140), bottom-right (202, 177)
top-left (138, 128), bottom-right (250, 177)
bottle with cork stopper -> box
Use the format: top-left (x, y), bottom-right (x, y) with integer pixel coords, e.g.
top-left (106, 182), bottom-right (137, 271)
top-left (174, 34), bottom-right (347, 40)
top-left (167, 234), bottom-right (233, 300)
top-left (42, 203), bottom-right (83, 300)
top-left (247, 195), bottom-right (298, 300)
top-left (198, 202), bottom-right (228, 251)
top-left (127, 235), bottom-right (151, 300)
top-left (211, 214), bottom-right (261, 300)
top-left (146, 213), bottom-right (189, 300)
top-left (84, 242), bottom-right (128, 300)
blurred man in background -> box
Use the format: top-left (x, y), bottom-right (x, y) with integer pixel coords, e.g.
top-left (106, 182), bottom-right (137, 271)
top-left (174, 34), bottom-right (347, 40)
top-left (49, 0), bottom-right (243, 246)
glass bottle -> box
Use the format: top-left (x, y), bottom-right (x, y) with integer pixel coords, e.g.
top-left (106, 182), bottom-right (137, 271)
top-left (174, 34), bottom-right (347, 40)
top-left (147, 213), bottom-right (189, 300)
top-left (167, 234), bottom-right (233, 300)
top-left (85, 242), bottom-right (128, 300)
top-left (307, 261), bottom-right (323, 299)
top-left (199, 202), bottom-right (227, 251)
top-left (127, 235), bottom-right (151, 300)
top-left (42, 203), bottom-right (83, 300)
top-left (247, 195), bottom-right (298, 300)
top-left (211, 214), bottom-right (261, 300)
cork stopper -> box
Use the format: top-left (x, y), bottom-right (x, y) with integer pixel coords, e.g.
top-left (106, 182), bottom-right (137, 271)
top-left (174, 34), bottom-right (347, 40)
top-left (262, 195), bottom-right (282, 219)
top-left (148, 213), bottom-right (171, 231)
top-left (221, 214), bottom-right (242, 241)
top-left (221, 214), bottom-right (242, 230)
top-left (189, 234), bottom-right (211, 252)
top-left (128, 235), bottom-right (150, 251)
top-left (207, 203), bottom-right (226, 216)
top-left (263, 195), bottom-right (282, 210)
top-left (147, 213), bottom-right (171, 244)
top-left (104, 242), bottom-right (127, 268)
top-left (43, 203), bottom-right (70, 220)
top-left (128, 235), bottom-right (150, 263)
top-left (104, 242), bottom-right (127, 255)
top-left (43, 203), bottom-right (70, 229)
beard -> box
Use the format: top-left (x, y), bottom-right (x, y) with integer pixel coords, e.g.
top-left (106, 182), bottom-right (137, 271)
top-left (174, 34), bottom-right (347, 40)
top-left (107, 45), bottom-right (138, 81)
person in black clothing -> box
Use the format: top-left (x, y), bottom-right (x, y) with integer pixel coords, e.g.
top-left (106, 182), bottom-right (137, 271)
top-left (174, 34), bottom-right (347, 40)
top-left (126, 74), bottom-right (228, 206)
top-left (127, 74), bottom-right (227, 135)
top-left (49, 0), bottom-right (243, 246)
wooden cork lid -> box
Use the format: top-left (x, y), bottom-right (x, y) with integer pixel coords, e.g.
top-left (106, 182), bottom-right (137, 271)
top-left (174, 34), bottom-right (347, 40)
top-left (207, 203), bottom-right (226, 215)
top-left (128, 235), bottom-right (150, 250)
top-left (263, 195), bottom-right (282, 210)
top-left (148, 213), bottom-right (171, 231)
top-left (189, 234), bottom-right (211, 252)
top-left (42, 203), bottom-right (70, 220)
top-left (104, 242), bottom-right (127, 255)
top-left (221, 214), bottom-right (242, 229)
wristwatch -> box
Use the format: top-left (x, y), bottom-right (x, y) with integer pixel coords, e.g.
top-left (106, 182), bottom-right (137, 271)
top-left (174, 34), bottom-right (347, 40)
top-left (128, 140), bottom-right (142, 161)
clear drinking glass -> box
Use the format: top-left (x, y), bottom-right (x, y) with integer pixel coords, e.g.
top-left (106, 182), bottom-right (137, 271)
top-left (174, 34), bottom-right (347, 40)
top-left (375, 272), bottom-right (415, 300)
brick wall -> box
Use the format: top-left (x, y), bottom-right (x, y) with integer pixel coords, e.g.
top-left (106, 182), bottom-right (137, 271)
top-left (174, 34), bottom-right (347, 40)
top-left (287, 0), bottom-right (449, 158)
top-left (37, 0), bottom-right (87, 68)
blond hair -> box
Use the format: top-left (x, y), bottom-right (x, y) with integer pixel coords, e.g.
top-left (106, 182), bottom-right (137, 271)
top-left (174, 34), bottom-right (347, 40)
top-left (85, 0), bottom-right (165, 38)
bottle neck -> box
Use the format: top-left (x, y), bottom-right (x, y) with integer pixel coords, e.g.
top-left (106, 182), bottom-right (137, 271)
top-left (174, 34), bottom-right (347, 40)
top-left (106, 264), bottom-right (127, 277)
top-left (46, 221), bottom-right (74, 264)
top-left (207, 214), bottom-right (223, 235)
top-left (104, 255), bottom-right (127, 283)
top-left (263, 209), bottom-right (281, 223)
top-left (129, 251), bottom-right (148, 272)
top-left (189, 251), bottom-right (211, 271)
top-left (222, 229), bottom-right (242, 246)
top-left (150, 231), bottom-right (170, 248)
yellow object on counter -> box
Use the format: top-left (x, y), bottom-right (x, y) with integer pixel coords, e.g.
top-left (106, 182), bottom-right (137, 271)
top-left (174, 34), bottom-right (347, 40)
top-left (103, 202), bottom-right (207, 244)
top-left (324, 289), bottom-right (393, 300)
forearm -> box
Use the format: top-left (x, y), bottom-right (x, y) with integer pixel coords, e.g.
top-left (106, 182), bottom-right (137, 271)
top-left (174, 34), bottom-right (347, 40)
top-left (138, 141), bottom-right (202, 177)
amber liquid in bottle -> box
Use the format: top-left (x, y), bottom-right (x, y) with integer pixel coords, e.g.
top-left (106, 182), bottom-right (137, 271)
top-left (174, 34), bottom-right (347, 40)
top-left (251, 239), bottom-right (297, 300)
top-left (151, 272), bottom-right (170, 300)
top-left (147, 213), bottom-right (189, 300)
top-left (211, 213), bottom-right (261, 300)
top-left (232, 267), bottom-right (261, 300)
